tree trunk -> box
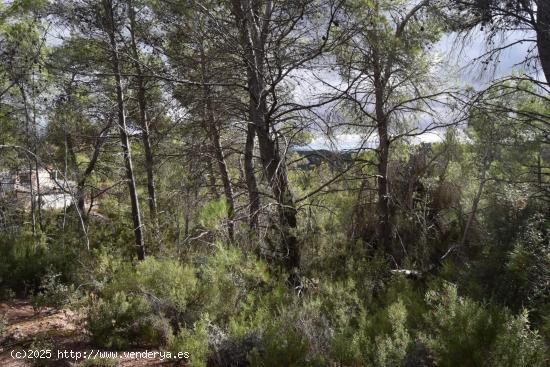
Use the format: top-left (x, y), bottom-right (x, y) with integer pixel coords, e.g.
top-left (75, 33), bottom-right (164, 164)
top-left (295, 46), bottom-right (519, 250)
top-left (30, 91), bottom-right (43, 232)
top-left (255, 114), bottom-right (299, 273)
top-left (198, 46), bottom-right (236, 241)
top-left (19, 83), bottom-right (37, 236)
top-left (244, 121), bottom-right (260, 230)
top-left (459, 153), bottom-right (490, 246)
top-left (210, 124), bottom-right (236, 240)
top-left (537, 1), bottom-right (550, 83)
top-left (373, 62), bottom-right (392, 253)
top-left (128, 1), bottom-right (160, 239)
top-left (68, 123), bottom-right (110, 216)
top-left (232, 0), bottom-right (300, 275)
top-left (65, 133), bottom-right (86, 214)
top-left (104, 0), bottom-right (145, 260)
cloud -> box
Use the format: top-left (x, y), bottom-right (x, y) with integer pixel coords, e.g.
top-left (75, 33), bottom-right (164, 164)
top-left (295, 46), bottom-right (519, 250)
top-left (300, 131), bottom-right (444, 151)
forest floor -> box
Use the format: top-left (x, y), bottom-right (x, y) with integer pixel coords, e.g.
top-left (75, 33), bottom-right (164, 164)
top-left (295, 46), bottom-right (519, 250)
top-left (0, 300), bottom-right (184, 366)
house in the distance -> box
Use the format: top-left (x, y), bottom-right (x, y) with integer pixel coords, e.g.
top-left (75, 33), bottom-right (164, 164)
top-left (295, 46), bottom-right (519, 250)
top-left (0, 168), bottom-right (76, 210)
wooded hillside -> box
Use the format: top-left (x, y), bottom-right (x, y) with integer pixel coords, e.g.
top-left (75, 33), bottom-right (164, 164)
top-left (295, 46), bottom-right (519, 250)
top-left (0, 0), bottom-right (549, 366)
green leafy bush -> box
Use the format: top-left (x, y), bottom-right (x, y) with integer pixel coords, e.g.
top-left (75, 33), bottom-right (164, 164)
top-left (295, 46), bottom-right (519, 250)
top-left (330, 330), bottom-right (362, 366)
top-left (87, 257), bottom-right (198, 349)
top-left (423, 282), bottom-right (546, 367)
top-left (199, 199), bottom-right (229, 231)
top-left (248, 317), bottom-right (312, 367)
top-left (88, 291), bottom-right (170, 349)
top-left (0, 231), bottom-right (78, 297)
top-left (31, 270), bottom-right (82, 311)
top-left (367, 300), bottom-right (412, 367)
top-left (491, 310), bottom-right (547, 367)
top-left (197, 245), bottom-right (269, 322)
top-left (224, 283), bottom-right (325, 367)
top-left (168, 316), bottom-right (210, 367)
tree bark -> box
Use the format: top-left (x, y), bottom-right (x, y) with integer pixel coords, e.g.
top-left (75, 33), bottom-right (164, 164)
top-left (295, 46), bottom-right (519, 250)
top-left (244, 121), bottom-right (260, 230)
top-left (459, 153), bottom-right (490, 246)
top-left (537, 0), bottom-right (550, 84)
top-left (67, 121), bottom-right (111, 216)
top-left (232, 0), bottom-right (300, 274)
top-left (254, 109), bottom-right (299, 272)
top-left (373, 58), bottom-right (392, 253)
top-left (104, 0), bottom-right (145, 260)
top-left (198, 44), bottom-right (236, 241)
top-left (128, 0), bottom-right (160, 239)
top-left (19, 83), bottom-right (37, 236)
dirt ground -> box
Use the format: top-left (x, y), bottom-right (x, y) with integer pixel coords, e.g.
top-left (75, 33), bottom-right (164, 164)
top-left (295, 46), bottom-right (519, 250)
top-left (0, 300), bottom-right (185, 366)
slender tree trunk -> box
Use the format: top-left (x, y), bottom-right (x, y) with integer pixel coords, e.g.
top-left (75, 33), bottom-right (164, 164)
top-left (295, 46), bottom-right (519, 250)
top-left (65, 133), bottom-right (85, 213)
top-left (30, 90), bottom-right (43, 232)
top-left (19, 83), bottom-right (37, 236)
top-left (232, 0), bottom-right (300, 275)
top-left (33, 155), bottom-right (42, 232)
top-left (232, 0), bottom-right (261, 232)
top-left (537, 154), bottom-right (542, 187)
top-left (459, 154), bottom-right (490, 246)
top-left (207, 160), bottom-right (220, 199)
top-left (199, 45), bottom-right (236, 240)
top-left (104, 0), bottom-right (145, 260)
top-left (537, 1), bottom-right (550, 83)
top-left (254, 110), bottom-right (299, 273)
top-left (209, 124), bottom-right (235, 240)
top-left (373, 64), bottom-right (391, 253)
top-left (128, 1), bottom-right (160, 239)
top-left (68, 123), bottom-right (110, 216)
top-left (244, 122), bottom-right (260, 230)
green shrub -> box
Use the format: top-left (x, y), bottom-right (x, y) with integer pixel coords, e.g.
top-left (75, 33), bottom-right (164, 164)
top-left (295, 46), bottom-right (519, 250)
top-left (87, 257), bottom-right (198, 349)
top-left (423, 282), bottom-right (506, 366)
top-left (491, 310), bottom-right (547, 367)
top-left (248, 318), bottom-right (311, 367)
top-left (102, 257), bottom-right (198, 312)
top-left (199, 199), bottom-right (229, 231)
top-left (197, 245), bottom-right (269, 322)
top-left (88, 291), bottom-right (170, 349)
top-left (505, 213), bottom-right (550, 321)
top-left (168, 316), bottom-right (210, 367)
top-left (330, 330), bottom-right (362, 366)
top-left (423, 282), bottom-right (546, 367)
top-left (0, 288), bottom-right (15, 301)
top-left (31, 270), bottom-right (82, 312)
top-left (369, 300), bottom-right (411, 367)
top-left (225, 283), bottom-right (320, 367)
top-left (0, 231), bottom-right (78, 297)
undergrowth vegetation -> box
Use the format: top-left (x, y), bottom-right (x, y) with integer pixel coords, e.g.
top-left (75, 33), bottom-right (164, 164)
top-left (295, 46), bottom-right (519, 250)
top-left (0, 0), bottom-right (549, 366)
top-left (2, 212), bottom-right (547, 366)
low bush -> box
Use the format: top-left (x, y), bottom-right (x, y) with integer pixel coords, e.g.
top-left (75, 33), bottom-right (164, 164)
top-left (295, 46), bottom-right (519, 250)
top-left (423, 282), bottom-right (547, 367)
top-left (88, 291), bottom-right (171, 349)
top-left (87, 257), bottom-right (199, 349)
top-left (28, 334), bottom-right (55, 367)
top-left (0, 231), bottom-right (78, 297)
top-left (168, 315), bottom-right (210, 367)
top-left (248, 318), bottom-right (313, 367)
top-left (31, 270), bottom-right (82, 312)
top-left (491, 310), bottom-right (547, 367)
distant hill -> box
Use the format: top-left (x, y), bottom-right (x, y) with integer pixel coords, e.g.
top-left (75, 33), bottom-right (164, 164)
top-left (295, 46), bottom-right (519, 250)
top-left (292, 149), bottom-right (353, 170)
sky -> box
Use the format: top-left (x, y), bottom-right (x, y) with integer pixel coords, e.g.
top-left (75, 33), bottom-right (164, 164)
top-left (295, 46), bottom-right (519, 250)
top-left (296, 28), bottom-right (538, 151)
top-left (35, 2), bottom-right (540, 152)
